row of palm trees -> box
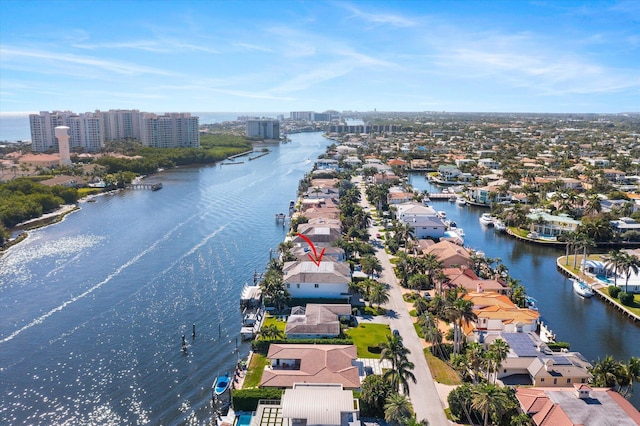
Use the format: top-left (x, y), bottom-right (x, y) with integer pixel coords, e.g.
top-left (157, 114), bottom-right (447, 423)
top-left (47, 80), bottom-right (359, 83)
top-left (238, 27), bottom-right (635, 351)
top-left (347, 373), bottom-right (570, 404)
top-left (603, 249), bottom-right (640, 293)
top-left (590, 355), bottom-right (640, 398)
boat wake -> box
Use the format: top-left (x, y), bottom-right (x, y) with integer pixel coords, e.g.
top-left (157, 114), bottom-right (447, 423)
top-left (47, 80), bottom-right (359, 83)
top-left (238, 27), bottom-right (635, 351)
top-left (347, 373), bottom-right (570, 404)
top-left (0, 220), bottom-right (227, 345)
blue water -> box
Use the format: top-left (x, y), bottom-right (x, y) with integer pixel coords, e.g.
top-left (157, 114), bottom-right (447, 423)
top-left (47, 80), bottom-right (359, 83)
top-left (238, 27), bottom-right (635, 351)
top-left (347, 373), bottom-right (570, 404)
top-left (0, 132), bottom-right (330, 425)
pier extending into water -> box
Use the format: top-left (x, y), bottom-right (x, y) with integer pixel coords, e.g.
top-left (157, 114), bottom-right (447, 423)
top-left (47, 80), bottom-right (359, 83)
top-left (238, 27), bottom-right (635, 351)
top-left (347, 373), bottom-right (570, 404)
top-left (556, 258), bottom-right (640, 323)
top-left (127, 182), bottom-right (162, 191)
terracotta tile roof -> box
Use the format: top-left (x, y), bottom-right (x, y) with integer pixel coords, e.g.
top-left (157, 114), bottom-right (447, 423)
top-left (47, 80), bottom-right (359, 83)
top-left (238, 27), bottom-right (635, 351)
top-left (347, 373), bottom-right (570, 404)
top-left (260, 344), bottom-right (360, 389)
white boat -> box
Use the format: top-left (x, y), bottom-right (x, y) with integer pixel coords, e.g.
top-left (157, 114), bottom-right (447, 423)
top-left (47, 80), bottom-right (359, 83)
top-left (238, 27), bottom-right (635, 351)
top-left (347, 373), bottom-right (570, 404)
top-left (572, 278), bottom-right (594, 298)
top-left (456, 197), bottom-right (467, 206)
top-left (479, 213), bottom-right (494, 226)
top-left (451, 227), bottom-right (465, 237)
top-left (213, 373), bottom-right (231, 396)
top-left (525, 296), bottom-right (538, 310)
top-left (437, 211), bottom-right (447, 218)
top-left (494, 220), bottom-right (506, 233)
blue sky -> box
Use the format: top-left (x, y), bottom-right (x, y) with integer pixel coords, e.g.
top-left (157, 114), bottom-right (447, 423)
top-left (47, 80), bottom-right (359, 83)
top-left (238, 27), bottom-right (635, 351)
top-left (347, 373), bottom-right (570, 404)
top-left (1, 0), bottom-right (639, 114)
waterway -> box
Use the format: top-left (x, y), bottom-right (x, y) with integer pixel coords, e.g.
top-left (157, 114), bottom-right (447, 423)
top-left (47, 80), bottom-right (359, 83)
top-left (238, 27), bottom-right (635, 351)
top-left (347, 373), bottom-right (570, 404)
top-left (0, 132), bottom-right (330, 425)
top-left (409, 174), bottom-right (640, 409)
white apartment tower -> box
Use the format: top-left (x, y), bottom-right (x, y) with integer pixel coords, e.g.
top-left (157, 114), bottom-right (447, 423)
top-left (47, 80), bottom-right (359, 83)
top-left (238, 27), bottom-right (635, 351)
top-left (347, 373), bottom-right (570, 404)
top-left (246, 119), bottom-right (280, 140)
top-left (31, 110), bottom-right (199, 152)
top-left (30, 111), bottom-right (72, 152)
top-left (100, 109), bottom-right (141, 141)
top-left (139, 113), bottom-right (200, 148)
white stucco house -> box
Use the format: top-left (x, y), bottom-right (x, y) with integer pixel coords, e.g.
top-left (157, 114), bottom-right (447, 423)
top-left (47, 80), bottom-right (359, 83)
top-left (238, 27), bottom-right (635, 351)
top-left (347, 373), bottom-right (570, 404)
top-left (395, 202), bottom-right (446, 239)
top-left (283, 261), bottom-right (351, 299)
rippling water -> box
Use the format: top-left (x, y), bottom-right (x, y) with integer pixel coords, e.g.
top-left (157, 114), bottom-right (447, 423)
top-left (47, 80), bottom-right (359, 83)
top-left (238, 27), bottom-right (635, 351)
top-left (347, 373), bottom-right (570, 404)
top-left (0, 132), bottom-right (330, 425)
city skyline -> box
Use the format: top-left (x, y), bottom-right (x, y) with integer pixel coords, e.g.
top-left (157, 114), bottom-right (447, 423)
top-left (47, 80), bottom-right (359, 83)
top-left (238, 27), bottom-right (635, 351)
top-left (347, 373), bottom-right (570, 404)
top-left (1, 0), bottom-right (639, 114)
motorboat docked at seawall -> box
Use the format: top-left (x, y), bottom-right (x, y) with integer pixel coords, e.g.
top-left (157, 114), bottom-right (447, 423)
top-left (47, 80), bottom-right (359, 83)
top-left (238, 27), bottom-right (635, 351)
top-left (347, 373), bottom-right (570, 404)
top-left (456, 197), bottom-right (467, 206)
top-left (437, 211), bottom-right (447, 218)
top-left (571, 278), bottom-right (594, 298)
top-left (479, 213), bottom-right (495, 226)
top-left (493, 220), bottom-right (506, 233)
top-left (213, 373), bottom-right (231, 396)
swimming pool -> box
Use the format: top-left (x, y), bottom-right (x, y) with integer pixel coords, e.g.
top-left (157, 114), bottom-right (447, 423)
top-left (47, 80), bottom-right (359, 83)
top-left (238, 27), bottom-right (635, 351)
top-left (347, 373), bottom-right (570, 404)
top-left (235, 414), bottom-right (253, 426)
top-left (596, 274), bottom-right (612, 284)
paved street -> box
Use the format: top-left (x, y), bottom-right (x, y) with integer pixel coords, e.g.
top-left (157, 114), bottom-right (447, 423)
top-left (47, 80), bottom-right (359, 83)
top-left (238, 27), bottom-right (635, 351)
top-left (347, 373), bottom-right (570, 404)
top-left (354, 176), bottom-right (451, 426)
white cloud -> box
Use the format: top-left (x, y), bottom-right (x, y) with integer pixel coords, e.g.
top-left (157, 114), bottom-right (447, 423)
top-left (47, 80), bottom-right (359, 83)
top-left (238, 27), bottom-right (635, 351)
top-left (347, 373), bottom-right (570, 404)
top-left (338, 3), bottom-right (417, 28)
top-left (1, 47), bottom-right (176, 77)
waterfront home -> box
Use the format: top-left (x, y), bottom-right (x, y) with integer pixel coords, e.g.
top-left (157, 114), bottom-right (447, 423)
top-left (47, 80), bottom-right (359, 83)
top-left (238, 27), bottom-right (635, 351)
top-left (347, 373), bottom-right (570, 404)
top-left (467, 184), bottom-right (512, 205)
top-left (291, 245), bottom-right (346, 262)
top-left (253, 383), bottom-right (361, 426)
top-left (387, 190), bottom-right (414, 205)
top-left (477, 158), bottom-right (500, 170)
top-left (315, 158), bottom-right (340, 171)
top-left (283, 261), bottom-right (351, 299)
top-left (526, 210), bottom-right (581, 238)
top-left (285, 304), bottom-right (352, 338)
top-left (304, 186), bottom-right (340, 199)
top-left (344, 156), bottom-right (362, 168)
top-left (372, 172), bottom-right (400, 185)
top-left (260, 344), bottom-right (361, 389)
top-left (422, 241), bottom-right (472, 268)
top-left (310, 178), bottom-right (340, 189)
top-left (516, 385), bottom-right (640, 426)
top-left (298, 206), bottom-right (341, 221)
top-left (462, 292), bottom-right (540, 339)
top-left (293, 223), bottom-right (341, 247)
top-left (440, 267), bottom-right (512, 296)
top-left (395, 202), bottom-right (447, 239)
top-left (488, 332), bottom-right (591, 387)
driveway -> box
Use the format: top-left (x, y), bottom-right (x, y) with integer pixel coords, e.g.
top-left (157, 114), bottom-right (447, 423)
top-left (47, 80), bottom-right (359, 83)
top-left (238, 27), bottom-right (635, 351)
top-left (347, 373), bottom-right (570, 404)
top-left (354, 176), bottom-right (451, 426)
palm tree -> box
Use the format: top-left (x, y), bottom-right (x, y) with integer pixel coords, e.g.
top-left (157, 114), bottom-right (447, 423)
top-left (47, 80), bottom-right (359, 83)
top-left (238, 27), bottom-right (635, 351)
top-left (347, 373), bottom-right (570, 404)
top-left (620, 357), bottom-right (640, 397)
top-left (394, 356), bottom-right (417, 395)
top-left (384, 393), bottom-right (414, 425)
top-left (590, 355), bottom-right (624, 388)
top-left (471, 383), bottom-right (511, 426)
top-left (361, 254), bottom-right (383, 278)
top-left (583, 194), bottom-right (602, 216)
top-left (487, 338), bottom-right (510, 384)
top-left (380, 334), bottom-right (411, 392)
top-left (259, 324), bottom-right (284, 340)
top-left (465, 342), bottom-right (486, 384)
top-left (604, 249), bottom-right (625, 287)
top-left (445, 297), bottom-right (477, 354)
top-left (369, 281), bottom-right (390, 308)
top-left (618, 252), bottom-right (640, 294)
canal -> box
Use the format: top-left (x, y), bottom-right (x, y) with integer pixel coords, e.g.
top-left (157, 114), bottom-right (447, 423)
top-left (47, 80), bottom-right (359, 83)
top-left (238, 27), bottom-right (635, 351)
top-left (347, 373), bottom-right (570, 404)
top-left (409, 173), bottom-right (640, 409)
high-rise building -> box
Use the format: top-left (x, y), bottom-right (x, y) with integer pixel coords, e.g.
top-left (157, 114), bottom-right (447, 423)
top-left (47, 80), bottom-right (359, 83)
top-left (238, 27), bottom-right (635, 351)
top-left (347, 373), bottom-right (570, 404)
top-left (30, 110), bottom-right (199, 152)
top-left (99, 109), bottom-right (141, 141)
top-left (139, 113), bottom-right (200, 148)
top-left (246, 119), bottom-right (280, 139)
top-left (29, 111), bottom-right (72, 152)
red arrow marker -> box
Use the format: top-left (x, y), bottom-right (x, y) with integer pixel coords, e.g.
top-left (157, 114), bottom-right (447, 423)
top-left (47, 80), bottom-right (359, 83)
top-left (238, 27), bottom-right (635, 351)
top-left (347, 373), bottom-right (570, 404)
top-left (296, 233), bottom-right (325, 267)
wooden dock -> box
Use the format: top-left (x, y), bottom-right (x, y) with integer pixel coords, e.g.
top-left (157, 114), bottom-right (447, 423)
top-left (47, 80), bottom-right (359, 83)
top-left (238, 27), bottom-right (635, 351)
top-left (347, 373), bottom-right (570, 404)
top-left (556, 259), bottom-right (639, 323)
top-left (127, 182), bottom-right (162, 191)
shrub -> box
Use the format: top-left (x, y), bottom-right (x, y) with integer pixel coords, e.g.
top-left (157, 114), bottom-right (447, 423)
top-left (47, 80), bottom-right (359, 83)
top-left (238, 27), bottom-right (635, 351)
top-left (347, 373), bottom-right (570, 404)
top-left (608, 286), bottom-right (622, 298)
top-left (232, 388), bottom-right (283, 411)
top-left (367, 345), bottom-right (382, 354)
top-left (619, 292), bottom-right (634, 306)
top-left (547, 341), bottom-right (571, 351)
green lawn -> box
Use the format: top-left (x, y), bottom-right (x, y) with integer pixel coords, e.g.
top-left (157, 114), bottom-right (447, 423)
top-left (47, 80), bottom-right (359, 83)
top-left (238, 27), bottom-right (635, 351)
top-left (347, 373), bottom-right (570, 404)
top-left (243, 353), bottom-right (268, 389)
top-left (262, 315), bottom-right (286, 332)
top-left (345, 323), bottom-right (391, 358)
top-left (423, 348), bottom-right (462, 386)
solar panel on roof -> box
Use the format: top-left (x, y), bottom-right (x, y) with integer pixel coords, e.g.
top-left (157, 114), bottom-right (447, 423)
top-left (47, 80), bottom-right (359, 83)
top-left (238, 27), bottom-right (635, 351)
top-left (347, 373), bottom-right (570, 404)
top-left (502, 333), bottom-right (539, 357)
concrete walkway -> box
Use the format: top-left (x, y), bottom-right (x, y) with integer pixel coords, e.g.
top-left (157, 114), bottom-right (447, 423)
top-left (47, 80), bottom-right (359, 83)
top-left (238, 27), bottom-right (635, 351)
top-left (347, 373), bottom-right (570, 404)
top-left (354, 176), bottom-right (451, 426)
